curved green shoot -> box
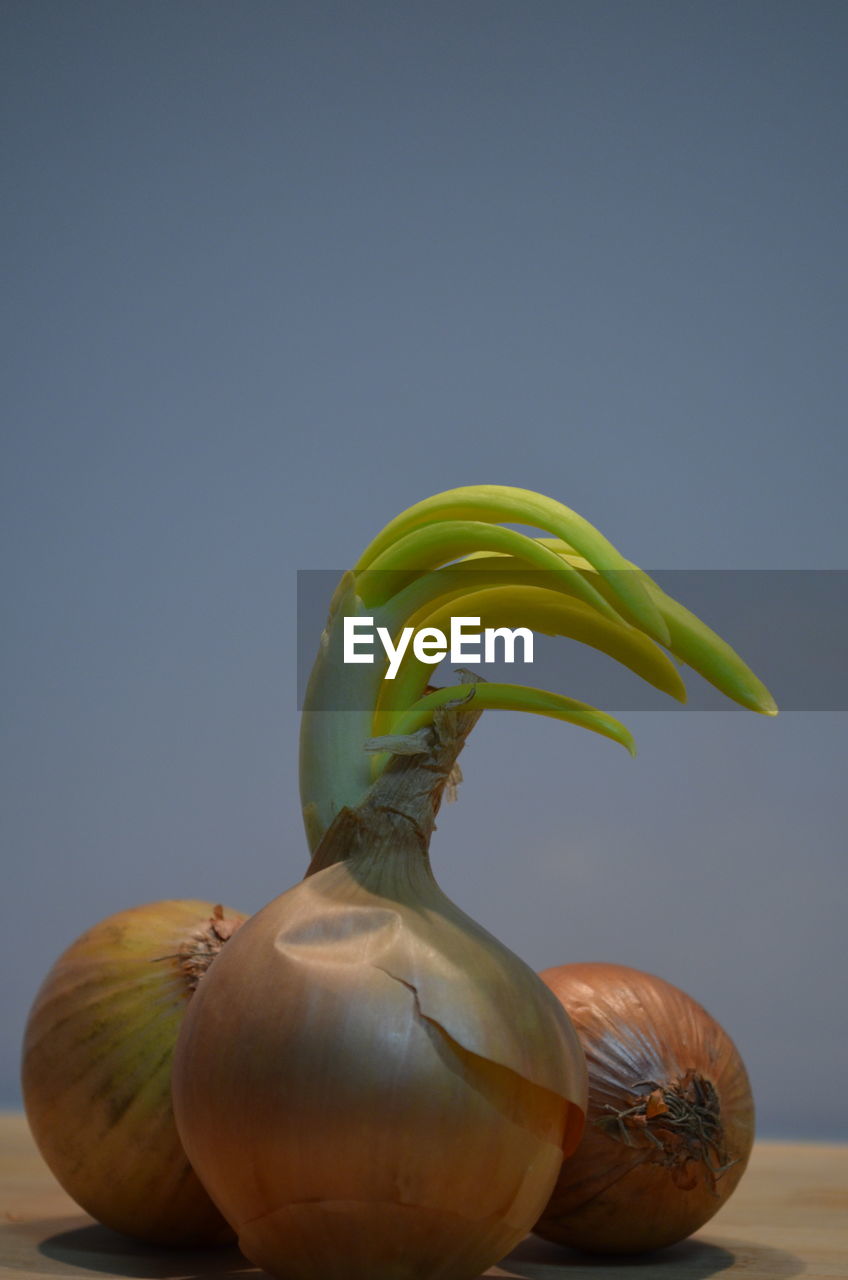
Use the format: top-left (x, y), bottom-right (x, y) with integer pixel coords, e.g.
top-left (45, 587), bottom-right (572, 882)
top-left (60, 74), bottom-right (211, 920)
top-left (381, 682), bottom-right (636, 757)
top-left (354, 485), bottom-right (671, 645)
top-left (300, 486), bottom-right (778, 854)
top-left (534, 540), bottom-right (777, 716)
top-left (370, 584), bottom-right (685, 742)
top-left (638, 574), bottom-right (778, 716)
top-left (356, 519), bottom-right (626, 625)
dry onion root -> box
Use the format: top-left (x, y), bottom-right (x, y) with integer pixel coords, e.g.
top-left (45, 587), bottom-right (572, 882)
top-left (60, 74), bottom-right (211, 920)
top-left (534, 962), bottom-right (755, 1254)
top-left (22, 899), bottom-right (245, 1244)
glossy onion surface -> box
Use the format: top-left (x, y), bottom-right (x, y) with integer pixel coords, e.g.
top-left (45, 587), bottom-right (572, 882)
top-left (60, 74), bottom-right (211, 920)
top-left (173, 851), bottom-right (587, 1280)
top-left (534, 962), bottom-right (755, 1253)
top-left (22, 899), bottom-right (245, 1244)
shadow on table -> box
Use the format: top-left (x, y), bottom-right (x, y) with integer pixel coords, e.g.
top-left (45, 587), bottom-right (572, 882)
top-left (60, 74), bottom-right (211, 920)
top-left (1, 1216), bottom-right (261, 1277)
top-left (494, 1232), bottom-right (804, 1278)
top-left (0, 1217), bottom-right (804, 1280)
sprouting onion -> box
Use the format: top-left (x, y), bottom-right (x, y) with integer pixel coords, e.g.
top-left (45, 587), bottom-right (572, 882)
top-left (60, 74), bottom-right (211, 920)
top-left (174, 699), bottom-right (587, 1280)
top-left (171, 485), bottom-right (776, 1280)
top-left (534, 963), bottom-right (755, 1253)
top-left (22, 899), bottom-right (245, 1244)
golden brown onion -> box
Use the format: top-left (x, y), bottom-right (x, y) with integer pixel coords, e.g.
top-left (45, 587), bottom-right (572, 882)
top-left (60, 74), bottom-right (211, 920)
top-left (534, 962), bottom-right (754, 1254)
top-left (22, 899), bottom-right (245, 1244)
top-left (173, 712), bottom-right (588, 1280)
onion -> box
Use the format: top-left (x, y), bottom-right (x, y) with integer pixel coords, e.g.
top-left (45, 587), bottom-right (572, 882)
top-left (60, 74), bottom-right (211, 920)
top-left (534, 962), bottom-right (755, 1253)
top-left (22, 898), bottom-right (246, 1245)
top-left (172, 707), bottom-right (588, 1280)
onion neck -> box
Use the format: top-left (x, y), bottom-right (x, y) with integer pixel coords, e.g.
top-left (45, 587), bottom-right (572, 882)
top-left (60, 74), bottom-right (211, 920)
top-left (305, 692), bottom-right (483, 878)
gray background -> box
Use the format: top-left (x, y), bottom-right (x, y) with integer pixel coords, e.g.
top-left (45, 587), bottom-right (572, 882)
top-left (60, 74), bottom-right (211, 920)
top-left (3, 1), bottom-right (845, 1139)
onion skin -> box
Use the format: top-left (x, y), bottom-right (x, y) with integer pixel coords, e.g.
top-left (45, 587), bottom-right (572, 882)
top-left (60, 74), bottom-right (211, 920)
top-left (22, 899), bottom-right (246, 1245)
top-left (534, 962), bottom-right (755, 1254)
top-left (172, 842), bottom-right (587, 1280)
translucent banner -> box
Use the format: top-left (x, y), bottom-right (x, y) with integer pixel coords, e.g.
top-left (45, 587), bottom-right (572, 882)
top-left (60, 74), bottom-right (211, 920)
top-left (296, 569), bottom-right (847, 712)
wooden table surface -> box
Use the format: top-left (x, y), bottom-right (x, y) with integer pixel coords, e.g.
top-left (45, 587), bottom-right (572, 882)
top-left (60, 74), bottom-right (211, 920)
top-left (1, 1112), bottom-right (845, 1278)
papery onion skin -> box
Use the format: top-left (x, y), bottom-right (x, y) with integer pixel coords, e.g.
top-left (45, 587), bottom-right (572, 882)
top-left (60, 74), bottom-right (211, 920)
top-left (22, 898), bottom-right (246, 1245)
top-left (172, 840), bottom-right (587, 1280)
top-left (534, 962), bottom-right (755, 1254)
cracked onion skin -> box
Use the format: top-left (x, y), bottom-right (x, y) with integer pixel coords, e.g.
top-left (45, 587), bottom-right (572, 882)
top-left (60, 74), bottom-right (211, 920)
top-left (22, 899), bottom-right (246, 1245)
top-left (534, 962), bottom-right (755, 1254)
top-left (172, 831), bottom-right (587, 1280)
